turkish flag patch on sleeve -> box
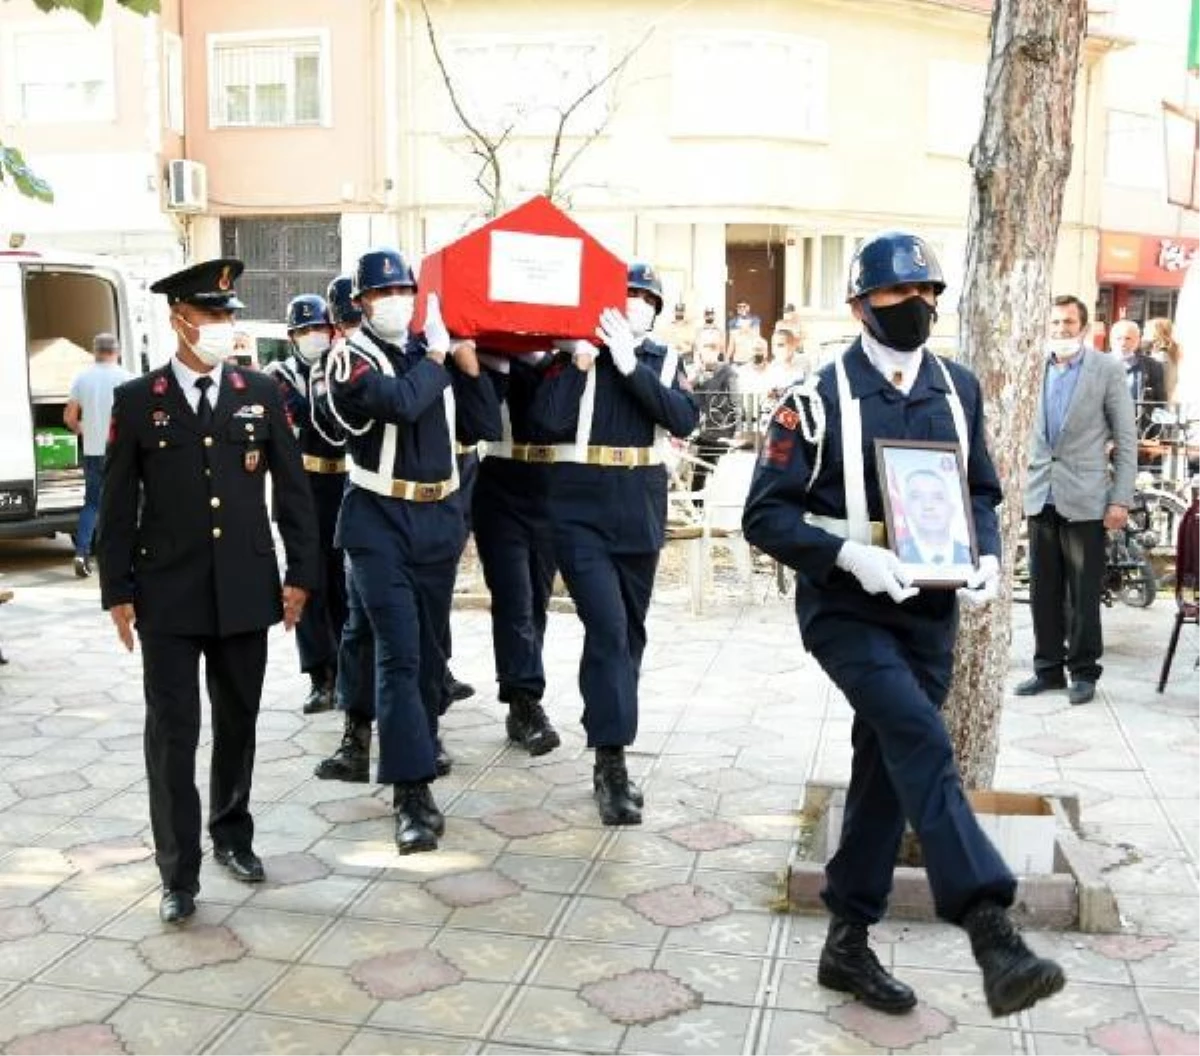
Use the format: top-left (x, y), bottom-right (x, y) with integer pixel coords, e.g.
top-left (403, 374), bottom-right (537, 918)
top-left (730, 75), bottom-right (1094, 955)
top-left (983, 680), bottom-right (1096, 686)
top-left (773, 405), bottom-right (800, 431)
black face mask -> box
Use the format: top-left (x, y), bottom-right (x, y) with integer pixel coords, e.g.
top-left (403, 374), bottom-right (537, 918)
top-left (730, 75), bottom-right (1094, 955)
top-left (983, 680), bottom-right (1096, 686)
top-left (864, 296), bottom-right (936, 352)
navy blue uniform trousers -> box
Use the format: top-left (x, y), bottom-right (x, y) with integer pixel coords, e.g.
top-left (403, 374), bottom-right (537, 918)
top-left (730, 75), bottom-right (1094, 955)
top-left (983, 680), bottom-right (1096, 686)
top-left (556, 546), bottom-right (658, 747)
top-left (473, 461), bottom-right (556, 703)
top-left (802, 604), bottom-right (1015, 925)
top-left (336, 564), bottom-right (375, 721)
top-left (295, 472), bottom-right (349, 674)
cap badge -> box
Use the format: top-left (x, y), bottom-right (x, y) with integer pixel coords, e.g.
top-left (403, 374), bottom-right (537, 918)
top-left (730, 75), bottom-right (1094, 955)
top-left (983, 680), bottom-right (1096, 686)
top-left (382, 258), bottom-right (395, 275)
top-left (217, 265), bottom-right (232, 291)
top-left (912, 245), bottom-right (927, 268)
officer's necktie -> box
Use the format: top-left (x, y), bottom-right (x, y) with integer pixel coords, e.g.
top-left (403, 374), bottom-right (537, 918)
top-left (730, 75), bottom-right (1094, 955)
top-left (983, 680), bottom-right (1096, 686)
top-left (195, 376), bottom-right (214, 430)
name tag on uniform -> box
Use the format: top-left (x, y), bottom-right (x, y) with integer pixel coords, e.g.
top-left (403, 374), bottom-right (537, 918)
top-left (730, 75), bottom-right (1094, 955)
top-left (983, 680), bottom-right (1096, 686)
top-left (233, 404), bottom-right (266, 420)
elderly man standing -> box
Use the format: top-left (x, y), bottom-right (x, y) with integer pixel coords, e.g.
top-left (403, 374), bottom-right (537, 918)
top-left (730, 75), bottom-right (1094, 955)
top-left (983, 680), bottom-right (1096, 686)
top-left (1017, 295), bottom-right (1137, 706)
top-left (64, 333), bottom-right (132, 578)
top-left (1109, 319), bottom-right (1166, 438)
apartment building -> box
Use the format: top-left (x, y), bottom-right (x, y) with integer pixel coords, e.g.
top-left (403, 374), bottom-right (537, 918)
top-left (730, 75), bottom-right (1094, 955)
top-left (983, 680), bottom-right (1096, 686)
top-left (7, 0), bottom-right (1190, 358)
top-left (0, 0), bottom-right (186, 361)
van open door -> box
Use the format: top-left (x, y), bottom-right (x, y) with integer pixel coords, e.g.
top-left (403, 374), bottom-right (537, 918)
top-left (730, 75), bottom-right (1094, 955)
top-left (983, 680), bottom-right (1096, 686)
top-left (0, 251), bottom-right (134, 540)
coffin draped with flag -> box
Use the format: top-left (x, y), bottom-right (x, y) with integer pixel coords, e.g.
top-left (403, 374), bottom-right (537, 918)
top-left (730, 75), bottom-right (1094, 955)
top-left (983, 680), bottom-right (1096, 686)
top-left (414, 196), bottom-right (627, 355)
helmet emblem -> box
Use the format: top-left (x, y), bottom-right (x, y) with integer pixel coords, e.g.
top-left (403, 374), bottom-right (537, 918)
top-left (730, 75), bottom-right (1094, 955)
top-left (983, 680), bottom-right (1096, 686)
top-left (912, 244), bottom-right (927, 268)
top-left (217, 266), bottom-right (232, 291)
top-left (382, 257), bottom-right (395, 275)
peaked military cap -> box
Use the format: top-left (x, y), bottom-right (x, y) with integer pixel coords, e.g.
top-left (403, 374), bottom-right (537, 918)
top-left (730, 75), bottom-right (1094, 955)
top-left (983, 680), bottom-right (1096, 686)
top-left (150, 258), bottom-right (246, 310)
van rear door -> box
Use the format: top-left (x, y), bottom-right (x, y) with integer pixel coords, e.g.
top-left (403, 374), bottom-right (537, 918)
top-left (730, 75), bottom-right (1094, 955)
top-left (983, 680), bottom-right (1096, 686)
top-left (0, 261), bottom-right (35, 521)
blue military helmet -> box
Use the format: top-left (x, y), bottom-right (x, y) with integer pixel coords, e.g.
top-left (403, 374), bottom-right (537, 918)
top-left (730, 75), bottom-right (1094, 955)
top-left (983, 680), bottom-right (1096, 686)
top-left (326, 274), bottom-right (363, 326)
top-left (846, 231), bottom-right (946, 302)
top-left (353, 248), bottom-right (417, 298)
top-left (285, 293), bottom-right (330, 332)
top-left (627, 262), bottom-right (664, 316)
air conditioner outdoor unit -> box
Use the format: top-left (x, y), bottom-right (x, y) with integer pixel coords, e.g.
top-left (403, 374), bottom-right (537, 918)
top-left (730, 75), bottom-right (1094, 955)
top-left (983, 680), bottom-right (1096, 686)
top-left (166, 159), bottom-right (207, 212)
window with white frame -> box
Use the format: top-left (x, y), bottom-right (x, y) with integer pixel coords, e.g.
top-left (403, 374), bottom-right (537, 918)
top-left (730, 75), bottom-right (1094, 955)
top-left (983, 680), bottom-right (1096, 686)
top-left (208, 31), bottom-right (328, 128)
top-left (1104, 110), bottom-right (1164, 190)
top-left (11, 27), bottom-right (115, 123)
top-left (927, 59), bottom-right (985, 157)
top-left (671, 33), bottom-right (828, 140)
top-left (163, 33), bottom-right (184, 134)
top-left (439, 34), bottom-right (610, 138)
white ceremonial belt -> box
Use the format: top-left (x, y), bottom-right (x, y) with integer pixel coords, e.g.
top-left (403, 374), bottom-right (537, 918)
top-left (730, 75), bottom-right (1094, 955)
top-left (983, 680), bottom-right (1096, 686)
top-left (805, 513), bottom-right (888, 548)
top-left (349, 461), bottom-right (459, 502)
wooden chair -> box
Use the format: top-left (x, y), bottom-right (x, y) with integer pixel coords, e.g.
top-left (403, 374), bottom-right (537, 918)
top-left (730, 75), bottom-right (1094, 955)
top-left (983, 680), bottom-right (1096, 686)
top-left (1157, 493), bottom-right (1199, 693)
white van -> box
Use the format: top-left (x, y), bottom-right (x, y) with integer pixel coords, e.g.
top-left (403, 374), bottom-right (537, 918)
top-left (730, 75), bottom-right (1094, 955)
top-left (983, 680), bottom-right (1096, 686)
top-left (0, 249), bottom-right (136, 541)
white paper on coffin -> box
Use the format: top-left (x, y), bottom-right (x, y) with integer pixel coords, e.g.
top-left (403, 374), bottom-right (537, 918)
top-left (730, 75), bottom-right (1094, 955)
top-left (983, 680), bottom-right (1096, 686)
top-left (488, 230), bottom-right (583, 307)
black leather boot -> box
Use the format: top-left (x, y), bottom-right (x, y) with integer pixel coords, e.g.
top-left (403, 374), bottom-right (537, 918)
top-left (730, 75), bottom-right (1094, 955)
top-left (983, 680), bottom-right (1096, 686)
top-left (445, 670), bottom-right (475, 703)
top-left (302, 666), bottom-right (336, 714)
top-left (435, 738), bottom-right (452, 777)
top-left (962, 901), bottom-right (1066, 1017)
top-left (505, 693), bottom-right (561, 757)
top-left (394, 782), bottom-right (439, 854)
top-left (593, 746), bottom-right (642, 826)
top-left (313, 714), bottom-right (371, 782)
top-left (817, 917), bottom-right (917, 1014)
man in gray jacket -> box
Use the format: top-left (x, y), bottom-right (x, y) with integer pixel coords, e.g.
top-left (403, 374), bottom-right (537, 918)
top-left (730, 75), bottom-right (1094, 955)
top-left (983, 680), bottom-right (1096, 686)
top-left (1018, 295), bottom-right (1137, 705)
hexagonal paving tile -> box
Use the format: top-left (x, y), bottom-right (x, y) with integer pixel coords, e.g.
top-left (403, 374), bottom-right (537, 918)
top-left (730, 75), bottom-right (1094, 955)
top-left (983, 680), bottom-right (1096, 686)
top-left (315, 797), bottom-right (393, 825)
top-left (661, 820), bottom-right (754, 852)
top-left (65, 839), bottom-right (152, 873)
top-left (11, 771), bottom-right (90, 799)
top-left (4, 1023), bottom-right (127, 1055)
top-left (350, 947), bottom-right (464, 1000)
top-left (579, 968), bottom-right (702, 1026)
top-left (138, 925), bottom-right (248, 972)
top-left (424, 870), bottom-right (521, 908)
top-left (260, 851), bottom-right (330, 885)
top-left (0, 907), bottom-right (44, 941)
top-left (828, 1001), bottom-right (955, 1048)
top-left (480, 808), bottom-right (567, 839)
top-left (624, 884), bottom-right (732, 928)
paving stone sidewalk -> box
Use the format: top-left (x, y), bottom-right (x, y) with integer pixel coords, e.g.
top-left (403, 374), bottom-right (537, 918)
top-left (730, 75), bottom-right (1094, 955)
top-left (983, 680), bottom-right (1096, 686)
top-left (0, 552), bottom-right (1195, 1055)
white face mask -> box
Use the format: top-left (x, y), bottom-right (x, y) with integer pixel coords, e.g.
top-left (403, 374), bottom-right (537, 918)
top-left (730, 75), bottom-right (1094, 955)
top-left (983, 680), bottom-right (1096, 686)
top-left (180, 319), bottom-right (236, 367)
top-left (294, 331), bottom-right (331, 365)
top-left (1045, 337), bottom-right (1081, 362)
top-left (626, 297), bottom-right (656, 337)
top-left (368, 295), bottom-right (415, 341)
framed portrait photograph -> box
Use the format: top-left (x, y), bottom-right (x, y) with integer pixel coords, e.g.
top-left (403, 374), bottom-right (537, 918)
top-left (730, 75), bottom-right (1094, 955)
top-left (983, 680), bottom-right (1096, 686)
top-left (874, 439), bottom-right (978, 589)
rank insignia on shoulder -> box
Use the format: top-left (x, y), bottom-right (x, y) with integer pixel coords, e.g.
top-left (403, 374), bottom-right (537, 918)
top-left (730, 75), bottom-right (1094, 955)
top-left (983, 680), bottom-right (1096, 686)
top-left (228, 371), bottom-right (246, 391)
top-left (774, 405), bottom-right (801, 431)
top-left (151, 410), bottom-right (170, 427)
top-left (151, 375), bottom-right (168, 396)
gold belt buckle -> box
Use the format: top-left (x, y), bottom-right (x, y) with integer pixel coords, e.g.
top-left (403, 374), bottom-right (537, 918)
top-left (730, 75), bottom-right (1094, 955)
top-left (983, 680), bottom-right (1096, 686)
top-left (528, 445), bottom-right (555, 463)
top-left (607, 447), bottom-right (629, 466)
top-left (415, 482), bottom-right (443, 502)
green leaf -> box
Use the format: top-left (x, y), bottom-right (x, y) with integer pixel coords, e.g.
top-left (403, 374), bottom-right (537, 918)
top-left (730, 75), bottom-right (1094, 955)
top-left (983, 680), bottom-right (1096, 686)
top-left (0, 143), bottom-right (54, 203)
top-left (19, 0), bottom-right (160, 25)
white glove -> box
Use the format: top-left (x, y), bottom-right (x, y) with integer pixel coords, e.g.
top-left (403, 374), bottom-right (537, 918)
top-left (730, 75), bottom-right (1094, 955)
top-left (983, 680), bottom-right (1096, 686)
top-left (596, 307), bottom-right (638, 376)
top-left (958, 554), bottom-right (1000, 608)
top-left (423, 292), bottom-right (451, 355)
top-left (835, 540), bottom-right (919, 604)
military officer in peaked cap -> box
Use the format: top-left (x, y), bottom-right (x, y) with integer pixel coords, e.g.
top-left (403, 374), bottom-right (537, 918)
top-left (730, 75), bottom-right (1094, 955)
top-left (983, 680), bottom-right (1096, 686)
top-left (98, 258), bottom-right (319, 925)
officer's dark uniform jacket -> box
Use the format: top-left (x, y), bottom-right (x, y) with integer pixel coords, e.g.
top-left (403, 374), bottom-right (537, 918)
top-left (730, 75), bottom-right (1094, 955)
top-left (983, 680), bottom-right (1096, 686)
top-left (530, 338), bottom-right (700, 552)
top-left (98, 364), bottom-right (319, 635)
top-left (743, 339), bottom-right (1001, 629)
top-left (325, 324), bottom-right (501, 563)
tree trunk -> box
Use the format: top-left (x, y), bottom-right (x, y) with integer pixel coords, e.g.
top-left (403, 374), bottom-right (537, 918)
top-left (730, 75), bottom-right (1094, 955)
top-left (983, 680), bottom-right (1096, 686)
top-left (947, 0), bottom-right (1088, 789)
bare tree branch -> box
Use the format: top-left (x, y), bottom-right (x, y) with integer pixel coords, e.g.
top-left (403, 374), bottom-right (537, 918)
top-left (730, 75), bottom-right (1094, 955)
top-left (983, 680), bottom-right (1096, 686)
top-left (420, 0), bottom-right (506, 215)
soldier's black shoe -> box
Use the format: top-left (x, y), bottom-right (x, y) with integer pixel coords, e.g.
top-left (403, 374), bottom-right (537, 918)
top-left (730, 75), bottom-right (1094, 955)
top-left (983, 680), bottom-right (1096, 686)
top-left (962, 901), bottom-right (1066, 1017)
top-left (314, 714), bottom-right (371, 782)
top-left (159, 889), bottom-right (195, 924)
top-left (445, 671), bottom-right (475, 703)
top-left (394, 781), bottom-right (445, 837)
top-left (593, 746), bottom-right (642, 826)
top-left (302, 668), bottom-right (336, 714)
top-left (817, 917), bottom-right (917, 1014)
top-left (505, 694), bottom-right (561, 757)
top-left (394, 782), bottom-right (439, 854)
top-left (213, 845), bottom-right (265, 883)
top-left (435, 739), bottom-right (452, 777)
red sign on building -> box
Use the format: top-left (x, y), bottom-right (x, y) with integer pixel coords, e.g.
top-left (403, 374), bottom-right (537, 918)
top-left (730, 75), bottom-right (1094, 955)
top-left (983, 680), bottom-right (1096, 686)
top-left (1098, 231), bottom-right (1198, 287)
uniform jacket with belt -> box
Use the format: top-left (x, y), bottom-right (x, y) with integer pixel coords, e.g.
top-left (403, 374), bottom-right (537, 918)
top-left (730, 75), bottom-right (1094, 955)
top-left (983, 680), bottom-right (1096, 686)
top-left (530, 338), bottom-right (699, 553)
top-left (98, 363), bottom-right (320, 637)
top-left (743, 340), bottom-right (1001, 625)
top-left (1022, 348), bottom-right (1136, 522)
top-left (325, 324), bottom-right (501, 563)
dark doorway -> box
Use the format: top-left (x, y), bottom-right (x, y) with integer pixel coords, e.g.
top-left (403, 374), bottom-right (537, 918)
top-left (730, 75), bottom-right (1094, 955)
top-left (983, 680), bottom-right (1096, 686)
top-left (220, 215), bottom-right (341, 320)
top-left (726, 242), bottom-right (785, 336)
